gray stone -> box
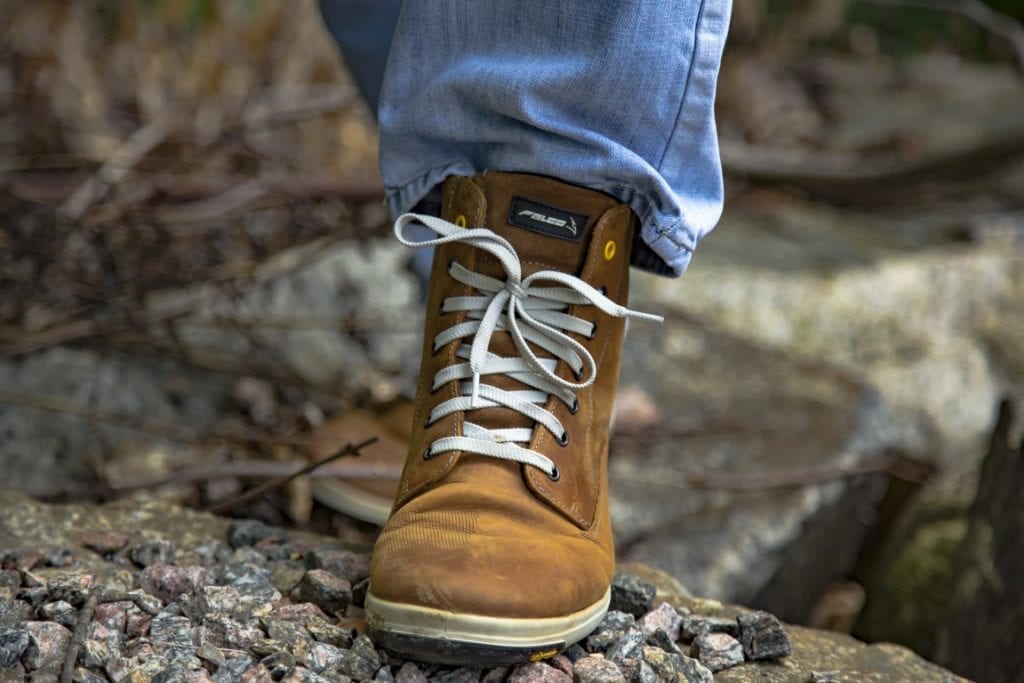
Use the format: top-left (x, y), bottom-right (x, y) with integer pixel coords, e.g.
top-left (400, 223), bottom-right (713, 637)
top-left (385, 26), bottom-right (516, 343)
top-left (375, 665), bottom-right (396, 682)
top-left (305, 547), bottom-right (370, 584)
top-left (334, 648), bottom-right (379, 680)
top-left (194, 585), bottom-right (241, 616)
top-left (572, 655), bottom-right (625, 683)
top-left (263, 619), bottom-right (312, 655)
top-left (693, 631), bottom-right (744, 672)
top-left (429, 668), bottom-right (482, 683)
top-left (279, 668), bottom-right (331, 683)
top-left (139, 564), bottom-right (214, 603)
top-left (679, 615), bottom-right (739, 641)
top-left (609, 574), bottom-right (655, 618)
top-left (507, 661), bottom-right (571, 682)
top-left (227, 520), bottom-right (283, 549)
top-left (810, 672), bottom-right (840, 683)
top-left (675, 652), bottom-right (714, 683)
top-left (297, 569), bottom-right (352, 615)
top-left (637, 661), bottom-right (658, 683)
top-left (584, 611), bottom-right (635, 652)
top-left (636, 602), bottom-right (683, 641)
top-left (737, 611), bottom-right (792, 661)
top-left (0, 598), bottom-right (32, 628)
top-left (606, 629), bottom-right (645, 665)
top-left (23, 621), bottom-right (71, 672)
top-left (45, 573), bottom-right (92, 606)
top-left (149, 613), bottom-right (193, 646)
top-left (131, 539), bottom-right (177, 567)
top-left (350, 634), bottom-right (383, 671)
top-left (37, 600), bottom-right (78, 629)
top-left (394, 661), bottom-right (429, 683)
top-left (305, 617), bottom-right (355, 649)
top-left (644, 629), bottom-right (684, 657)
top-left (561, 643), bottom-right (587, 663)
top-left (304, 641), bottom-right (346, 674)
top-left (0, 627), bottom-right (30, 667)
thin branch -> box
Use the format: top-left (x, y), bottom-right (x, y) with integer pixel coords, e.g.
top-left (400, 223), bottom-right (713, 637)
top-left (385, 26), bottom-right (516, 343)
top-left (205, 437), bottom-right (378, 514)
top-left (59, 591), bottom-right (97, 683)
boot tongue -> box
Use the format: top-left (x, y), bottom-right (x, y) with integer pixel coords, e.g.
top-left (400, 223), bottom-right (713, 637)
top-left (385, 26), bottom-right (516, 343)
top-left (437, 172), bottom-right (625, 454)
top-left (465, 172), bottom-right (623, 277)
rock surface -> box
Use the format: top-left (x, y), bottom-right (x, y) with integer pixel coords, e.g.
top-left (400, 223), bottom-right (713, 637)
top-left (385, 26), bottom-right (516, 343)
top-left (0, 495), bottom-right (959, 681)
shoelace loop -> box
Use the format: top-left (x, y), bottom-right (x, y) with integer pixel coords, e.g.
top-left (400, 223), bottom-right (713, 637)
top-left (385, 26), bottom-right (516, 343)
top-left (395, 212), bottom-right (662, 478)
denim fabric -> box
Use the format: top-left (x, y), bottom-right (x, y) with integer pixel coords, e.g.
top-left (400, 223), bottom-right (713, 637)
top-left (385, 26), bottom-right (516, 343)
top-left (318, 0), bottom-right (402, 113)
top-left (321, 1), bottom-right (731, 277)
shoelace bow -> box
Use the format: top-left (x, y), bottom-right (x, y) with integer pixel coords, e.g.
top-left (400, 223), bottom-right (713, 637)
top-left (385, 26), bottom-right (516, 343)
top-left (395, 212), bottom-right (662, 479)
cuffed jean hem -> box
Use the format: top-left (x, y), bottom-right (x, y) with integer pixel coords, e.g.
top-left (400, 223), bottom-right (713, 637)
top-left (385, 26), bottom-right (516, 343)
top-left (386, 168), bottom-right (696, 278)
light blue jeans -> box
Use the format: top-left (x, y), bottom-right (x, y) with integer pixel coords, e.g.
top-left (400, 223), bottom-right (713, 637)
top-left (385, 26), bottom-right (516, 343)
top-left (319, 1), bottom-right (731, 276)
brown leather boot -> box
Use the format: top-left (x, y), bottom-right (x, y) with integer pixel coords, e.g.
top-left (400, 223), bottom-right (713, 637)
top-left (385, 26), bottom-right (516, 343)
top-left (365, 172), bottom-right (660, 666)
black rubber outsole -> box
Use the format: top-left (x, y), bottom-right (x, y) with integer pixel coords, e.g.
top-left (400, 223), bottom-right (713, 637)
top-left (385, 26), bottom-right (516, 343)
top-left (368, 628), bottom-right (566, 668)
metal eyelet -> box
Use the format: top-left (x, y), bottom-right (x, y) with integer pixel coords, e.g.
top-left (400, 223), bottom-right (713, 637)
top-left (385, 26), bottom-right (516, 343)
top-left (423, 414), bottom-right (434, 429)
top-left (422, 447), bottom-right (434, 460)
top-left (431, 340), bottom-right (441, 355)
top-left (547, 466), bottom-right (561, 482)
top-left (586, 324), bottom-right (597, 341)
top-left (447, 258), bottom-right (456, 274)
top-left (557, 431), bottom-right (569, 447)
top-left (599, 286), bottom-right (608, 296)
top-left (572, 367), bottom-right (583, 381)
top-left (569, 399), bottom-right (579, 415)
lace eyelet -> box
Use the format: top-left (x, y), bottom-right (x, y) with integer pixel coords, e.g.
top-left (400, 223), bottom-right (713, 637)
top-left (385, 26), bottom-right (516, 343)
top-left (557, 431), bottom-right (569, 447)
top-left (572, 367), bottom-right (583, 381)
top-left (439, 301), bottom-right (446, 315)
top-left (586, 324), bottom-right (597, 341)
top-left (431, 340), bottom-right (441, 355)
top-left (547, 466), bottom-right (561, 482)
top-left (447, 258), bottom-right (456, 274)
top-left (599, 286), bottom-right (608, 296)
top-left (423, 415), bottom-right (434, 429)
top-left (422, 447), bottom-right (434, 460)
top-left (569, 399), bottom-right (579, 415)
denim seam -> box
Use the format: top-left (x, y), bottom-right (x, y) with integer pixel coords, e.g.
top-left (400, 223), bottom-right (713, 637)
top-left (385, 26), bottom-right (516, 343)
top-left (655, 0), bottom-right (708, 171)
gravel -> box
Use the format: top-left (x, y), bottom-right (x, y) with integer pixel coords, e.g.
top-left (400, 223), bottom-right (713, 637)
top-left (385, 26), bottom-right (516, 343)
top-left (1, 511), bottom-right (794, 682)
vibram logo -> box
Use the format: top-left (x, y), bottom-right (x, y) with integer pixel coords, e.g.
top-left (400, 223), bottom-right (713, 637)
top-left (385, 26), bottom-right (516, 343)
top-left (508, 196), bottom-right (589, 242)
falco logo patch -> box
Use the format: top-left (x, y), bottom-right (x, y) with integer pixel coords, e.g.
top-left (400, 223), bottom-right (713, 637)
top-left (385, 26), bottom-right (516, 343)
top-left (508, 196), bottom-right (588, 242)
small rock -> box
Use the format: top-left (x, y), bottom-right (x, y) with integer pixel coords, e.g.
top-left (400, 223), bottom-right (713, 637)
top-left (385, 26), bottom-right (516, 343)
top-left (351, 577), bottom-right (369, 608)
top-left (203, 615), bottom-right (263, 650)
top-left (679, 614), bottom-right (739, 641)
top-left (0, 627), bottom-right (30, 667)
top-left (585, 611), bottom-right (635, 652)
top-left (279, 668), bottom-right (331, 683)
top-left (548, 654), bottom-right (573, 676)
top-left (507, 661), bottom-right (572, 682)
top-left (350, 633), bottom-right (383, 670)
top-left (693, 631), bottom-right (744, 672)
top-left (46, 573), bottom-right (92, 606)
top-left (430, 668), bottom-right (482, 683)
top-left (93, 601), bottom-right (128, 633)
top-left (221, 563), bottom-right (280, 606)
top-left (139, 565), bottom-right (214, 603)
top-left (271, 560), bottom-right (308, 594)
top-left (572, 655), bottom-right (625, 683)
top-left (73, 666), bottom-right (108, 683)
top-left (263, 619), bottom-right (312, 655)
top-left (254, 538), bottom-right (294, 562)
top-left (610, 574), bottom-right (656, 618)
top-left (676, 652), bottom-right (714, 683)
top-left (334, 649), bottom-right (378, 680)
top-left (561, 643), bottom-right (587, 663)
top-left (645, 629), bottom-right (685, 657)
top-left (305, 548), bottom-right (370, 584)
top-left (194, 585), bottom-right (242, 617)
top-left (0, 570), bottom-right (19, 600)
top-left (810, 672), bottom-right (841, 683)
top-left (297, 569), bottom-right (352, 615)
top-left (261, 650), bottom-right (297, 676)
top-left (375, 665), bottom-right (395, 682)
top-left (270, 602), bottom-right (330, 624)
top-left (23, 621), bottom-right (72, 672)
top-left (305, 617), bottom-right (355, 649)
top-left (606, 628), bottom-right (645, 665)
top-left (615, 657), bottom-right (640, 681)
top-left (0, 597), bottom-right (32, 628)
top-left (81, 530), bottom-right (130, 555)
top-left (45, 548), bottom-right (74, 567)
top-left (227, 520), bottom-right (283, 549)
top-left (304, 641), bottom-right (346, 674)
top-left (149, 612), bottom-right (193, 646)
top-left (394, 661), bottom-right (428, 683)
top-left (637, 661), bottom-right (658, 683)
top-left (481, 669), bottom-right (510, 683)
top-left (737, 611), bottom-right (792, 661)
top-left (38, 599), bottom-right (76, 627)
top-left (637, 602), bottom-right (683, 641)
top-left (197, 641), bottom-right (226, 669)
top-left (130, 539), bottom-right (176, 567)
top-left (81, 636), bottom-right (113, 668)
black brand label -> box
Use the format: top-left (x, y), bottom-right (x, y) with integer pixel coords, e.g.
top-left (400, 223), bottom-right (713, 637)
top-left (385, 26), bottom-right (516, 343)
top-left (508, 196), bottom-right (589, 242)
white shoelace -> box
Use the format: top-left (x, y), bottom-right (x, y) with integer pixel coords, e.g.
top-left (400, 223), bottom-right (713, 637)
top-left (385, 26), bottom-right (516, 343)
top-left (395, 212), bottom-right (663, 479)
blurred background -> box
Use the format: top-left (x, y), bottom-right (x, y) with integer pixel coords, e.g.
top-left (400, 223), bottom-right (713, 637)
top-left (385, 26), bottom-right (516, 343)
top-left (1, 1), bottom-right (1022, 679)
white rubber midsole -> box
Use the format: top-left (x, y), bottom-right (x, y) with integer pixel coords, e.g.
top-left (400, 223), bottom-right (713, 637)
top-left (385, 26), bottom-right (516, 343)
top-left (365, 588), bottom-right (611, 649)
